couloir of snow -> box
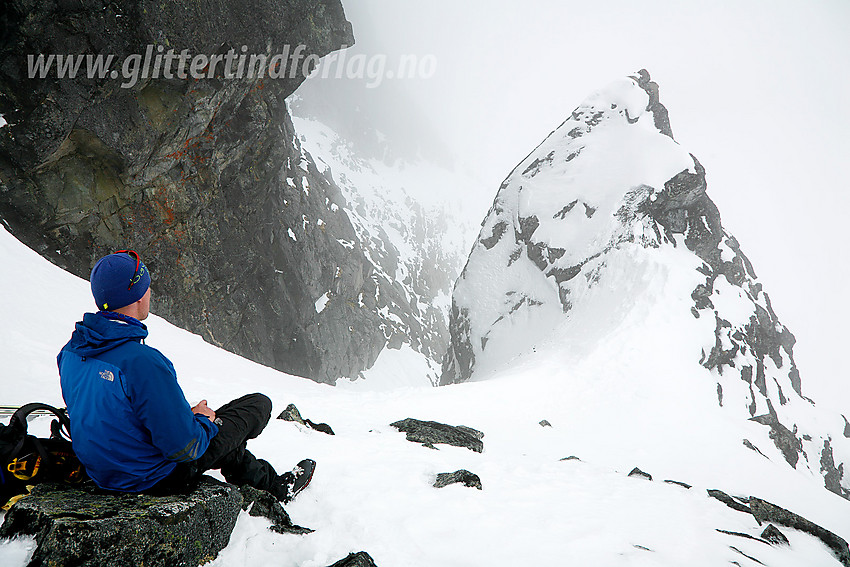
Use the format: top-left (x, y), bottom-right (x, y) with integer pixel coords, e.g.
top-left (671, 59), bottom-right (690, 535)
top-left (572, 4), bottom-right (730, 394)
top-left (1, 217), bottom-right (849, 565)
top-left (291, 113), bottom-right (489, 387)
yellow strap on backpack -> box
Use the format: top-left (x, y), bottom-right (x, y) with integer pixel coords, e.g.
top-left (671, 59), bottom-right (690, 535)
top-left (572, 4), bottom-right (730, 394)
top-left (1, 486), bottom-right (34, 511)
top-left (7, 454), bottom-right (41, 480)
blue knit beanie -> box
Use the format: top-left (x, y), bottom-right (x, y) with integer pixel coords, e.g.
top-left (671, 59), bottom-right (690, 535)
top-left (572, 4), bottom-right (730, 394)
top-left (90, 251), bottom-right (151, 311)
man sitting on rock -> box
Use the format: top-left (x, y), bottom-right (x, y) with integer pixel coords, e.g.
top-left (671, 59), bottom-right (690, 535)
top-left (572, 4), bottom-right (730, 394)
top-left (58, 250), bottom-right (314, 502)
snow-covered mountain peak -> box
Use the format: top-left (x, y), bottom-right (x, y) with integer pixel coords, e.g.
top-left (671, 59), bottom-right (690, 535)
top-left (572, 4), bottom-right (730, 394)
top-left (460, 70), bottom-right (698, 316)
top-left (441, 70), bottom-right (850, 503)
top-left (442, 70), bottom-right (698, 380)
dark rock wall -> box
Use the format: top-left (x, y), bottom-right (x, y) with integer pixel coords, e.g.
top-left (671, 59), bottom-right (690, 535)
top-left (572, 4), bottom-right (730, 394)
top-left (0, 1), bottom-right (399, 383)
top-left (323, 160), bottom-right (467, 381)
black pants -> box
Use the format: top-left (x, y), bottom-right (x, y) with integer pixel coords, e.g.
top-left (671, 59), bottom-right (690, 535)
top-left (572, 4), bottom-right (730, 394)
top-left (149, 393), bottom-right (280, 495)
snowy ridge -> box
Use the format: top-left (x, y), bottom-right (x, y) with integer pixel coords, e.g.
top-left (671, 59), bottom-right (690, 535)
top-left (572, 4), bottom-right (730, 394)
top-left (441, 70), bottom-right (850, 502)
top-left (291, 114), bottom-right (487, 386)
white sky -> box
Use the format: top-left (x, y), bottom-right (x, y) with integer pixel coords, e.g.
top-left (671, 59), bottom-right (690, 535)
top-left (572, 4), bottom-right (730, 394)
top-left (336, 1), bottom-right (850, 408)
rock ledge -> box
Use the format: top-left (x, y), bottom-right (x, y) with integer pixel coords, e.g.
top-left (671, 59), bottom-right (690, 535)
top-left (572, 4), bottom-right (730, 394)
top-left (0, 479), bottom-right (241, 567)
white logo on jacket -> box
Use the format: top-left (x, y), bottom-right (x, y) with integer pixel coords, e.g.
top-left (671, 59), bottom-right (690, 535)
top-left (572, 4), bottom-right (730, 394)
top-left (99, 370), bottom-right (115, 382)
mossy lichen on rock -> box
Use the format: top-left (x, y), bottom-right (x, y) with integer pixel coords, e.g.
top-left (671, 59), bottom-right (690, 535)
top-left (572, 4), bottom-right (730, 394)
top-left (0, 478), bottom-right (242, 567)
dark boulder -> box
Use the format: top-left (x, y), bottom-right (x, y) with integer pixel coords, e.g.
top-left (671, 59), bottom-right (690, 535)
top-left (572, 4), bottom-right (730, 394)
top-left (433, 470), bottom-right (483, 490)
top-left (327, 551), bottom-right (379, 567)
top-left (760, 524), bottom-right (789, 546)
top-left (0, 478), bottom-right (241, 567)
top-left (390, 419), bottom-right (484, 453)
top-left (238, 484), bottom-right (312, 535)
top-left (277, 403), bottom-right (335, 435)
top-left (628, 467), bottom-right (652, 481)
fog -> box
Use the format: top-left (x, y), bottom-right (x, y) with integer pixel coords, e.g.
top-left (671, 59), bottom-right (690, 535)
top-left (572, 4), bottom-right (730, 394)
top-left (300, 1), bottom-right (850, 405)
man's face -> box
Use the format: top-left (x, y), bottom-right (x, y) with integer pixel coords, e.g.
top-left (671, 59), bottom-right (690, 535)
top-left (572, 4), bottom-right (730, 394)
top-left (138, 288), bottom-right (151, 320)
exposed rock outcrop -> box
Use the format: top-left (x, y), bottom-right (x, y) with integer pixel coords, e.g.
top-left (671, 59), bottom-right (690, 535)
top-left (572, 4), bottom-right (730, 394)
top-left (0, 0), bottom-right (412, 384)
top-left (390, 418), bottom-right (484, 453)
top-left (663, 480), bottom-right (692, 489)
top-left (239, 484), bottom-right (312, 534)
top-left (761, 524), bottom-right (790, 546)
top-left (748, 497), bottom-right (850, 566)
top-left (0, 479), bottom-right (241, 567)
top-left (433, 469), bottom-right (482, 490)
top-left (277, 403), bottom-right (335, 435)
top-left (627, 467), bottom-right (652, 481)
top-left (707, 488), bottom-right (850, 566)
top-left (327, 551), bottom-right (379, 567)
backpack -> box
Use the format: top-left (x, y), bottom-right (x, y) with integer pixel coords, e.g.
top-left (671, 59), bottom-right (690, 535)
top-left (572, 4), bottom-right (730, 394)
top-left (1, 403), bottom-right (88, 508)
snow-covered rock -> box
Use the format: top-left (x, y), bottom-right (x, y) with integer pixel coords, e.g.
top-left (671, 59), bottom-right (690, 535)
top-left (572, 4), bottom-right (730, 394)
top-left (441, 70), bottom-right (850, 501)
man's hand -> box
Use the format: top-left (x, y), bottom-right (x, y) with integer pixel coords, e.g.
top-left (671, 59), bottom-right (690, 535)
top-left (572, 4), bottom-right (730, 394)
top-left (192, 400), bottom-right (216, 423)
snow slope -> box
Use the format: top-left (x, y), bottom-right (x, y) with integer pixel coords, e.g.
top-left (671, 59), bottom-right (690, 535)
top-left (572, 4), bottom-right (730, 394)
top-left (1, 220), bottom-right (850, 563)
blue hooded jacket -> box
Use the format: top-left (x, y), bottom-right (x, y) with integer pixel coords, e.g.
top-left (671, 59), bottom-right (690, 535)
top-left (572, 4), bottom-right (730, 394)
top-left (58, 312), bottom-right (218, 492)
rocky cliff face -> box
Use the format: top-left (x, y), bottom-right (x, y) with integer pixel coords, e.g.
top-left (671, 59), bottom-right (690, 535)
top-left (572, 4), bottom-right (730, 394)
top-left (0, 1), bottom-right (408, 383)
top-left (292, 116), bottom-right (484, 384)
top-left (440, 70), bottom-right (850, 500)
